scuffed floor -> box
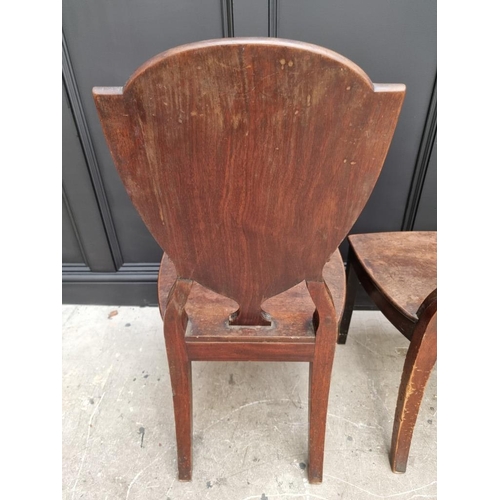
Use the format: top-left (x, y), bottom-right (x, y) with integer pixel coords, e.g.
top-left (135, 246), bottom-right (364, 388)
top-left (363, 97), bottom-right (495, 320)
top-left (62, 306), bottom-right (437, 500)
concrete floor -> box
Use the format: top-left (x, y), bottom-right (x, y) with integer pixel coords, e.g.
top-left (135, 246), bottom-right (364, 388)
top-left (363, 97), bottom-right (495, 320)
top-left (62, 306), bottom-right (436, 500)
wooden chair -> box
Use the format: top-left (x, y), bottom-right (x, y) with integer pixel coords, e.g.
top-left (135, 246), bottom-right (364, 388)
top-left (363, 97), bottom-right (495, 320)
top-left (338, 231), bottom-right (437, 473)
top-left (93, 38), bottom-right (405, 483)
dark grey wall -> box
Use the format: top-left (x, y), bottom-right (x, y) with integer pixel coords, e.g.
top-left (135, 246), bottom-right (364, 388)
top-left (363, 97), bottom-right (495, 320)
top-left (233, 0), bottom-right (268, 36)
top-left (62, 0), bottom-right (436, 305)
top-left (413, 138), bottom-right (437, 231)
top-left (279, 0), bottom-right (436, 235)
top-left (63, 0), bottom-right (224, 264)
top-left (62, 193), bottom-right (84, 265)
top-left (63, 79), bottom-right (114, 272)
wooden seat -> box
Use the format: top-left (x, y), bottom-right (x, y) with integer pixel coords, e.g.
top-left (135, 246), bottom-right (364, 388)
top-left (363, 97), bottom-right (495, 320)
top-left (93, 37), bottom-right (405, 483)
top-left (339, 231), bottom-right (437, 473)
top-left (158, 249), bottom-right (346, 359)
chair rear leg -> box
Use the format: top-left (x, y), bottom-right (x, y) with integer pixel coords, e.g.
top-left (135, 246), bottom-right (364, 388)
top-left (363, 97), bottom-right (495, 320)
top-left (163, 279), bottom-right (193, 481)
top-left (308, 358), bottom-right (333, 483)
top-left (390, 307), bottom-right (437, 473)
top-left (169, 359), bottom-right (193, 480)
top-left (338, 247), bottom-right (358, 344)
top-left (307, 281), bottom-right (338, 483)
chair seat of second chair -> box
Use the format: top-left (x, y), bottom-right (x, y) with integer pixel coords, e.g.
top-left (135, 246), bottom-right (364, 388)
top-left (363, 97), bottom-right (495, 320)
top-left (342, 231), bottom-right (437, 339)
top-left (159, 249), bottom-right (347, 360)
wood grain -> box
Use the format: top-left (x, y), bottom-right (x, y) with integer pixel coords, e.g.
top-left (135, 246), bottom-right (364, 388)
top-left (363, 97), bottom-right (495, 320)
top-left (158, 248), bottom-right (346, 343)
top-left (94, 38), bottom-right (405, 325)
top-left (306, 280), bottom-right (338, 483)
top-left (339, 231), bottom-right (437, 474)
top-left (348, 232), bottom-right (437, 321)
top-left (186, 342), bottom-right (315, 362)
top-left (390, 293), bottom-right (437, 473)
top-left (163, 279), bottom-right (193, 480)
top-left (94, 38), bottom-right (406, 483)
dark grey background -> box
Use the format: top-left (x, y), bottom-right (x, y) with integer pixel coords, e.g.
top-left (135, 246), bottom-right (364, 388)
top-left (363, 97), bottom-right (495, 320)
top-left (62, 0), bottom-right (436, 306)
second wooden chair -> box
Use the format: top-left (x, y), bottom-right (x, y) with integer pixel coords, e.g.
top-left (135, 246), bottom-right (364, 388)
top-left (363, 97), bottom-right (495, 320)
top-left (339, 231), bottom-right (437, 473)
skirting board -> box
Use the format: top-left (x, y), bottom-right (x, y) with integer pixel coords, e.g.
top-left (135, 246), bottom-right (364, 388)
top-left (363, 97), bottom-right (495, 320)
top-left (63, 268), bottom-right (377, 309)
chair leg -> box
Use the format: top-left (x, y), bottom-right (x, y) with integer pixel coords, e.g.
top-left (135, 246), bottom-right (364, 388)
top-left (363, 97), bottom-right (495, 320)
top-left (163, 279), bottom-right (193, 481)
top-left (390, 306), bottom-right (437, 473)
top-left (306, 281), bottom-right (338, 483)
top-left (308, 359), bottom-right (332, 483)
top-left (168, 357), bottom-right (193, 481)
top-left (338, 247), bottom-right (358, 344)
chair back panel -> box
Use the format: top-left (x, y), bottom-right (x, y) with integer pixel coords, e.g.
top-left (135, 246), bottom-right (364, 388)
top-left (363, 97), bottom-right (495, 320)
top-left (94, 38), bottom-right (405, 324)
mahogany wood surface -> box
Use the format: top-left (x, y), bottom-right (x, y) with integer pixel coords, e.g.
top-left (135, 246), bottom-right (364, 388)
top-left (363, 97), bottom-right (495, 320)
top-left (349, 232), bottom-right (437, 322)
top-left (162, 279), bottom-right (193, 480)
top-left (338, 231), bottom-right (437, 473)
top-left (390, 292), bottom-right (437, 473)
top-left (94, 37), bottom-right (405, 326)
top-left (306, 280), bottom-right (338, 483)
top-left (158, 248), bottom-right (346, 344)
top-left (94, 38), bottom-right (405, 483)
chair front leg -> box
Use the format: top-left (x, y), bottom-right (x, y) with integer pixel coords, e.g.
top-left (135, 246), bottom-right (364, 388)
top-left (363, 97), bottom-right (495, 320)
top-left (306, 281), bottom-right (338, 483)
top-left (163, 279), bottom-right (193, 481)
top-left (390, 299), bottom-right (437, 473)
